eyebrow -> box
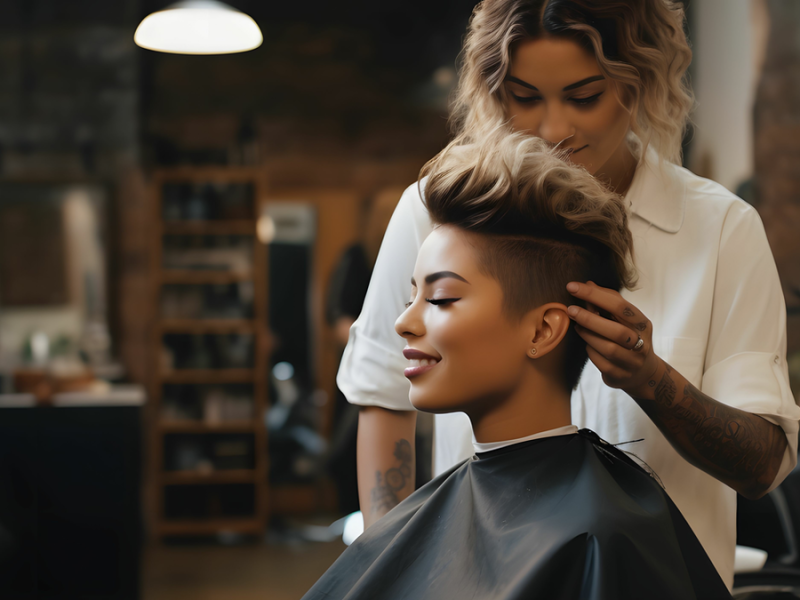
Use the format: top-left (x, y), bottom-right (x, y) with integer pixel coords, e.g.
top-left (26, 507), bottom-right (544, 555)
top-left (410, 271), bottom-right (470, 287)
top-left (504, 75), bottom-right (605, 92)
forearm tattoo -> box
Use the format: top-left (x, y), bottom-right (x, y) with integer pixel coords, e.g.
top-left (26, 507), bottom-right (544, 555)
top-left (370, 439), bottom-right (413, 515)
top-left (642, 364), bottom-right (786, 496)
top-left (654, 366), bottom-right (677, 407)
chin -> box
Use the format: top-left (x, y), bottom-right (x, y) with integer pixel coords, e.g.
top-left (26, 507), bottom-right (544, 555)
top-left (409, 390), bottom-right (460, 414)
top-left (570, 155), bottom-right (598, 176)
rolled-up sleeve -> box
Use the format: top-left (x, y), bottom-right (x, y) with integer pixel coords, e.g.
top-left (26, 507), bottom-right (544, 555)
top-left (702, 201), bottom-right (800, 492)
top-left (336, 182), bottom-right (433, 411)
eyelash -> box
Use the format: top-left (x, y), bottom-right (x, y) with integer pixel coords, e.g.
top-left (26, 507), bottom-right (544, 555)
top-left (427, 298), bottom-right (459, 306)
top-left (573, 92), bottom-right (603, 106)
top-left (510, 92), bottom-right (603, 107)
top-left (404, 298), bottom-right (459, 308)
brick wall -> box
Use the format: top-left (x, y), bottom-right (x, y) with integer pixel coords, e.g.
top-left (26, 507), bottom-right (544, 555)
top-left (0, 1), bottom-right (140, 178)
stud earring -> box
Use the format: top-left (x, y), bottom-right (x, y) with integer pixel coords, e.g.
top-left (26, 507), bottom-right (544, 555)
top-left (529, 348), bottom-right (537, 357)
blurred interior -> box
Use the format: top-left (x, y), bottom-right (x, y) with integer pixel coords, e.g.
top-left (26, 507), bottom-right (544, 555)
top-left (1, 1), bottom-right (799, 599)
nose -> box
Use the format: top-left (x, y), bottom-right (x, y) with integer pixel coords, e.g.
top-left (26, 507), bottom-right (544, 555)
top-left (537, 104), bottom-right (574, 147)
top-left (395, 300), bottom-right (425, 340)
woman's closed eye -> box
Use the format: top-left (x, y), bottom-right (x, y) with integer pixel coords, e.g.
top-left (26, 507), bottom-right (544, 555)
top-left (426, 298), bottom-right (459, 306)
top-left (571, 92), bottom-right (603, 106)
top-left (509, 92), bottom-right (603, 107)
top-left (509, 92), bottom-right (541, 104)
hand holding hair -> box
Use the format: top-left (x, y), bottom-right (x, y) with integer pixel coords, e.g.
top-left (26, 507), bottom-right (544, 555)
top-left (566, 280), bottom-right (787, 500)
top-left (565, 280), bottom-right (659, 394)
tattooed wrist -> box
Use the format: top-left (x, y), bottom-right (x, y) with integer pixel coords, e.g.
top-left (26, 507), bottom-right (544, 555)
top-left (370, 439), bottom-right (413, 515)
top-left (652, 364), bottom-right (677, 407)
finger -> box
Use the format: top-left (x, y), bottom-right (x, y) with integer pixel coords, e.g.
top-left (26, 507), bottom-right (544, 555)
top-left (585, 345), bottom-right (631, 381)
top-left (568, 306), bottom-right (639, 350)
top-left (566, 281), bottom-right (646, 328)
top-left (585, 300), bottom-right (601, 316)
top-left (574, 324), bottom-right (638, 369)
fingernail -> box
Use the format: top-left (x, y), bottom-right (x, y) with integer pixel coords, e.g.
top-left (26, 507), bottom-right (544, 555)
top-left (566, 282), bottom-right (579, 293)
top-left (567, 305), bottom-right (579, 316)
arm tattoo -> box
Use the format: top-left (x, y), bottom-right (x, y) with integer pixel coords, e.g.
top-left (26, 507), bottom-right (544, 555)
top-left (370, 439), bottom-right (413, 515)
top-left (642, 366), bottom-right (786, 496)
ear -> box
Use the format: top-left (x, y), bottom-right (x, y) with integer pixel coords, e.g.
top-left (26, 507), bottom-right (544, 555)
top-left (524, 303), bottom-right (570, 358)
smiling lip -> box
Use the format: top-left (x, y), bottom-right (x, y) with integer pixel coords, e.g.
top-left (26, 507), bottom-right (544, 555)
top-left (404, 363), bottom-right (438, 379)
top-left (403, 347), bottom-right (441, 379)
top-left (403, 348), bottom-right (438, 360)
top-left (568, 145), bottom-right (588, 155)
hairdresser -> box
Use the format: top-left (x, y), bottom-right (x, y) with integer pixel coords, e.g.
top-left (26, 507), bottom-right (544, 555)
top-left (337, 0), bottom-right (800, 587)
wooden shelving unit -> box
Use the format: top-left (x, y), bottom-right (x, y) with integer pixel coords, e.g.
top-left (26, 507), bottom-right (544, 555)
top-left (161, 469), bottom-right (258, 485)
top-left (149, 167), bottom-right (270, 539)
top-left (159, 319), bottom-right (256, 334)
top-left (161, 270), bottom-right (253, 285)
top-left (158, 518), bottom-right (264, 537)
top-left (159, 420), bottom-right (257, 434)
top-left (163, 219), bottom-right (256, 236)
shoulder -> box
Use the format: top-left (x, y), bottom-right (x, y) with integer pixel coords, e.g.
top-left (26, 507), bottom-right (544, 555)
top-left (384, 178), bottom-right (434, 245)
top-left (398, 178), bottom-right (428, 211)
top-left (670, 163), bottom-right (761, 227)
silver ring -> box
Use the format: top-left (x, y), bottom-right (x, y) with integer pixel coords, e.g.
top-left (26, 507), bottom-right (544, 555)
top-left (632, 336), bottom-right (644, 352)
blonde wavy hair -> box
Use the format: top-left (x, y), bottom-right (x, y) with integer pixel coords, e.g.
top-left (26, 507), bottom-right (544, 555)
top-left (448, 0), bottom-right (693, 164)
top-left (423, 130), bottom-right (636, 388)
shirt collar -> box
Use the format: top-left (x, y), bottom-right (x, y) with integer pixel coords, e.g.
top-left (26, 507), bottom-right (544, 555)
top-left (472, 424), bottom-right (579, 454)
top-left (626, 147), bottom-right (687, 234)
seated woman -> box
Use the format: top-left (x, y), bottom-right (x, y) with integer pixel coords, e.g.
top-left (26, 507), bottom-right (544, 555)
top-left (303, 132), bottom-right (731, 600)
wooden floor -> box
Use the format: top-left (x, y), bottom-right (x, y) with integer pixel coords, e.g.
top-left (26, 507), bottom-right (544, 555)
top-left (143, 537), bottom-right (346, 600)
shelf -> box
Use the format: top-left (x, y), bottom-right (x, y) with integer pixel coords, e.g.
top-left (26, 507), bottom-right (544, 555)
top-left (160, 369), bottom-right (255, 384)
top-left (154, 166), bottom-right (266, 183)
top-left (160, 270), bottom-right (252, 285)
top-left (163, 220), bottom-right (256, 236)
top-left (150, 167), bottom-right (270, 540)
top-left (160, 319), bottom-right (256, 334)
top-left (158, 518), bottom-right (263, 536)
top-left (162, 469), bottom-right (258, 485)
top-left (160, 421), bottom-right (256, 433)
top-left (271, 481), bottom-right (338, 516)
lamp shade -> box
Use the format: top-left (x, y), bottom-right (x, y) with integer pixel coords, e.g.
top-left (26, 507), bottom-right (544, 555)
top-left (134, 0), bottom-right (262, 55)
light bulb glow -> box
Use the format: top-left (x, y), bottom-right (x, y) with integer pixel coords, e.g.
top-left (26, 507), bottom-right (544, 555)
top-left (256, 214), bottom-right (276, 244)
top-left (134, 1), bottom-right (263, 55)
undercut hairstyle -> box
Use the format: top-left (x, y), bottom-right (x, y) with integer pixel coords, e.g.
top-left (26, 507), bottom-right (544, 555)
top-left (422, 130), bottom-right (636, 390)
top-left (451, 0), bottom-right (693, 164)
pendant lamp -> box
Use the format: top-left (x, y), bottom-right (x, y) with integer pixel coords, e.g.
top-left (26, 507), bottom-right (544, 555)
top-left (134, 0), bottom-right (262, 55)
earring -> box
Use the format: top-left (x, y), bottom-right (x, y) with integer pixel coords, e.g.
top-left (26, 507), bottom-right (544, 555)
top-left (529, 348), bottom-right (537, 357)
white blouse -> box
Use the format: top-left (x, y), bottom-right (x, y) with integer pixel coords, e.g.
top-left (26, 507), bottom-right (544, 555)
top-left (336, 148), bottom-right (800, 587)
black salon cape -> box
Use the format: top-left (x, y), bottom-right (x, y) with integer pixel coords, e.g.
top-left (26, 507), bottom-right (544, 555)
top-left (303, 430), bottom-right (731, 600)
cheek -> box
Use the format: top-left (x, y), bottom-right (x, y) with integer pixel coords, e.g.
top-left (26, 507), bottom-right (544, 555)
top-left (507, 105), bottom-right (539, 134)
top-left (439, 311), bottom-right (513, 368)
top-left (582, 97), bottom-right (630, 140)
top-left (410, 312), bottom-right (522, 410)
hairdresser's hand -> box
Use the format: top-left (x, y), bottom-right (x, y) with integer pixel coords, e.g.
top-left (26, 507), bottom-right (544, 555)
top-left (565, 281), bottom-right (662, 395)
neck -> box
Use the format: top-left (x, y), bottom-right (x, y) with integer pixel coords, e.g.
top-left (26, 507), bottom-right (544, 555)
top-left (596, 142), bottom-right (638, 196)
top-left (468, 367), bottom-right (572, 443)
